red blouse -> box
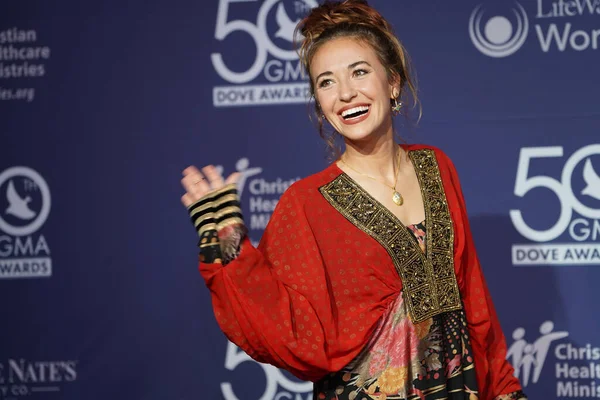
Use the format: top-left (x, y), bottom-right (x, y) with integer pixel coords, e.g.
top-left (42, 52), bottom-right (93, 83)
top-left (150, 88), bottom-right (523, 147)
top-left (198, 144), bottom-right (523, 399)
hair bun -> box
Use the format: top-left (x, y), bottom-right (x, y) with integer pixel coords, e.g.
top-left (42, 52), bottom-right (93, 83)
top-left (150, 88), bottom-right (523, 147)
top-left (298, 0), bottom-right (393, 42)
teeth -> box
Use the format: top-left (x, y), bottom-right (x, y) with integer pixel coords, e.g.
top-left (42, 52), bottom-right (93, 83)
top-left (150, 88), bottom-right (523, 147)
top-left (341, 106), bottom-right (369, 117)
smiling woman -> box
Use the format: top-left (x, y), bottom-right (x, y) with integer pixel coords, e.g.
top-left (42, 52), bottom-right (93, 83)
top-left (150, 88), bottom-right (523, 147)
top-left (312, 39), bottom-right (396, 143)
top-left (297, 1), bottom-right (418, 157)
top-left (180, 1), bottom-right (527, 399)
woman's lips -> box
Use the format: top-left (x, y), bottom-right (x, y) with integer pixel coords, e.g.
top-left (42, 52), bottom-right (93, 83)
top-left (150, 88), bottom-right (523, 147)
top-left (338, 106), bottom-right (371, 125)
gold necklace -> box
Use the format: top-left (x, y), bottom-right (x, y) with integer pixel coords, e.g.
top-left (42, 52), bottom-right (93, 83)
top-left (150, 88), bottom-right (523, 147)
top-left (340, 148), bottom-right (404, 206)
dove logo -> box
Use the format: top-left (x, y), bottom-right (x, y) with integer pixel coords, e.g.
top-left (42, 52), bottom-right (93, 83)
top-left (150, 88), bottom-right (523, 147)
top-left (211, 0), bottom-right (318, 107)
top-left (469, 2), bottom-right (529, 58)
top-left (274, 3), bottom-right (302, 43)
top-left (0, 166), bottom-right (52, 279)
top-left (582, 158), bottom-right (600, 200)
top-left (0, 167), bottom-right (50, 237)
top-left (511, 145), bottom-right (600, 266)
top-left (5, 180), bottom-right (37, 221)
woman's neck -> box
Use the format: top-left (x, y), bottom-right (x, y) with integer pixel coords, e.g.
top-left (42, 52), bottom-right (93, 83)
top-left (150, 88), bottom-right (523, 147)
top-left (340, 134), bottom-right (400, 180)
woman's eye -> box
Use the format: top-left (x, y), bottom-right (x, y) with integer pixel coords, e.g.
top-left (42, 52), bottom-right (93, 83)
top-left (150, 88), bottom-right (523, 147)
top-left (354, 69), bottom-right (369, 77)
top-left (318, 79), bottom-right (333, 88)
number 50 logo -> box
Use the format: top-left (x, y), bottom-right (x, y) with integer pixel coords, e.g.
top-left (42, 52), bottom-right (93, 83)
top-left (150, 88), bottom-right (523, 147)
top-left (211, 0), bottom-right (318, 84)
top-left (221, 342), bottom-right (312, 400)
top-left (510, 144), bottom-right (600, 242)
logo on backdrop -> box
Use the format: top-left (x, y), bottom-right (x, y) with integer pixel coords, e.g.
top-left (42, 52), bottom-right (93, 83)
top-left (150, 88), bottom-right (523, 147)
top-left (469, 0), bottom-right (600, 57)
top-left (511, 145), bottom-right (600, 266)
top-left (469, 2), bottom-right (529, 57)
top-left (507, 321), bottom-right (600, 397)
top-left (0, 358), bottom-right (77, 399)
top-left (507, 321), bottom-right (569, 387)
top-left (211, 0), bottom-right (318, 107)
top-left (0, 27), bottom-right (52, 102)
top-left (217, 157), bottom-right (300, 244)
top-left (0, 166), bottom-right (52, 278)
top-left (221, 342), bottom-right (312, 400)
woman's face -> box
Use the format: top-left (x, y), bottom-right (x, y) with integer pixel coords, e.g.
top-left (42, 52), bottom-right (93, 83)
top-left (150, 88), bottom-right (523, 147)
top-left (311, 37), bottom-right (396, 143)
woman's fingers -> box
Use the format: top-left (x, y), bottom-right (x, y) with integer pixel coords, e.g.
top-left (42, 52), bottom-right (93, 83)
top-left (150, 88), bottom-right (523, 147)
top-left (202, 165), bottom-right (225, 188)
top-left (181, 166), bottom-right (211, 199)
top-left (225, 172), bottom-right (241, 185)
top-left (181, 165), bottom-right (241, 208)
top-left (181, 192), bottom-right (195, 208)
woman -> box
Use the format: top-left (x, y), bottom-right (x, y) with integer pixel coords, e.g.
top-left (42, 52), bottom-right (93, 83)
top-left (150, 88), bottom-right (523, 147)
top-left (180, 1), bottom-right (526, 399)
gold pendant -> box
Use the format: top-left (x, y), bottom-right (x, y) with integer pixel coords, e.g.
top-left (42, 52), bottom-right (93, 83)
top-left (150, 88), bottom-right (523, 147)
top-left (392, 191), bottom-right (403, 206)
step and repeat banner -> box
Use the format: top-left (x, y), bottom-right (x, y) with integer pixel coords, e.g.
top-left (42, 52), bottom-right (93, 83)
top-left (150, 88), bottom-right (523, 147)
top-left (1, 0), bottom-right (598, 399)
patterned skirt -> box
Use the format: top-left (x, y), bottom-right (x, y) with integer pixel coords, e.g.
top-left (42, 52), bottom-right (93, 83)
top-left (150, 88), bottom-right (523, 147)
top-left (313, 293), bottom-right (480, 400)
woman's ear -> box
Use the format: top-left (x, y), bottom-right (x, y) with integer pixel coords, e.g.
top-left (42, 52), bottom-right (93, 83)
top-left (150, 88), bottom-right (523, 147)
top-left (389, 73), bottom-right (402, 99)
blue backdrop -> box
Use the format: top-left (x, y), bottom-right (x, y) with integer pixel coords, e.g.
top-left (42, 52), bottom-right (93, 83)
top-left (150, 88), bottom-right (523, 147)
top-left (1, 0), bottom-right (599, 399)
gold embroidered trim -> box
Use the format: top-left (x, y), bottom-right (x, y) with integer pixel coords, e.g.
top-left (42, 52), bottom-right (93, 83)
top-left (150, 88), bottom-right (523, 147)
top-left (197, 217), bottom-right (244, 235)
top-left (319, 149), bottom-right (461, 323)
top-left (199, 242), bottom-right (220, 248)
top-left (190, 202), bottom-right (214, 216)
top-left (195, 212), bottom-right (215, 227)
top-left (189, 188), bottom-right (239, 217)
top-left (217, 217), bottom-right (244, 230)
top-left (198, 223), bottom-right (217, 235)
top-left (213, 194), bottom-right (240, 208)
top-left (201, 183), bottom-right (238, 202)
top-left (214, 205), bottom-right (242, 220)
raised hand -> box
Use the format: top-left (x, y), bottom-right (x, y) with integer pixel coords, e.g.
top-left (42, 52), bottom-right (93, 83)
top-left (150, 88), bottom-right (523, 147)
top-left (180, 165), bottom-right (240, 208)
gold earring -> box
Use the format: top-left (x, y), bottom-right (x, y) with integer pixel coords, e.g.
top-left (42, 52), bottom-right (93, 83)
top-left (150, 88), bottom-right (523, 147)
top-left (392, 97), bottom-right (403, 116)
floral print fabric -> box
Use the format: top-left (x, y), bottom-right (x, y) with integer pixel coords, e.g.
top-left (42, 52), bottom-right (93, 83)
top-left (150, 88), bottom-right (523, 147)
top-left (313, 222), bottom-right (480, 399)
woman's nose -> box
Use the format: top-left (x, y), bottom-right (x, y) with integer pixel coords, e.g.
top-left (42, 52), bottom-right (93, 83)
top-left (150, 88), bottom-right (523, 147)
top-left (338, 79), bottom-right (357, 102)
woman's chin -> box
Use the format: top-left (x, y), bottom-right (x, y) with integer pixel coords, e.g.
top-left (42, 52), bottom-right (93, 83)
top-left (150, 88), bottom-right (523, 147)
top-left (338, 127), bottom-right (390, 145)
